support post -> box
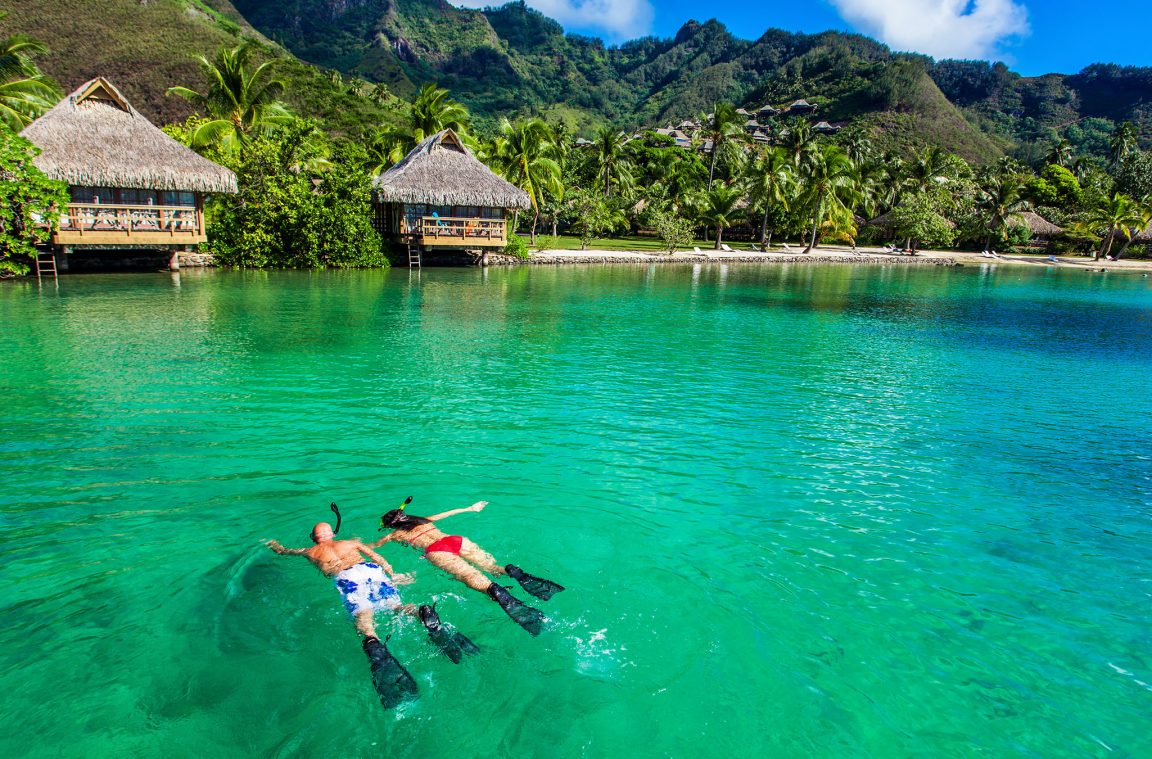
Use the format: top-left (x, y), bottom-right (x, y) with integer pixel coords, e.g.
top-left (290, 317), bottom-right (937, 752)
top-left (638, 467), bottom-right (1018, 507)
top-left (169, 249), bottom-right (181, 271)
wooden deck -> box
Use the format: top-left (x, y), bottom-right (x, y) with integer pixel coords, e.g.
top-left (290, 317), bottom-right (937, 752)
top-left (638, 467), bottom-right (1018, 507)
top-left (52, 203), bottom-right (205, 245)
top-left (405, 216), bottom-right (507, 248)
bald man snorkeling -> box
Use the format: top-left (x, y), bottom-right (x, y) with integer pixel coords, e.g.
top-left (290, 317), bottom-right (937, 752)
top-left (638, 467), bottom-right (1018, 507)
top-left (266, 515), bottom-right (478, 708)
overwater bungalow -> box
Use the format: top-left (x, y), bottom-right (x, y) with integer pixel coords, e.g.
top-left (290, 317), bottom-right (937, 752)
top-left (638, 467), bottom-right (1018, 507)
top-left (20, 78), bottom-right (237, 271)
top-left (371, 130), bottom-right (530, 264)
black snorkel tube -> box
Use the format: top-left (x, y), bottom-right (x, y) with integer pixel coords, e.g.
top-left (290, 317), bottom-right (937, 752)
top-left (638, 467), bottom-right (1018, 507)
top-left (379, 496), bottom-right (414, 531)
top-left (330, 502), bottom-right (342, 535)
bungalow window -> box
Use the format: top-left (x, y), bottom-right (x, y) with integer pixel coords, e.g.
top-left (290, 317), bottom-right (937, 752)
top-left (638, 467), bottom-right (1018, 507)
top-left (119, 189), bottom-right (150, 205)
top-left (70, 186), bottom-right (107, 204)
top-left (160, 191), bottom-right (196, 207)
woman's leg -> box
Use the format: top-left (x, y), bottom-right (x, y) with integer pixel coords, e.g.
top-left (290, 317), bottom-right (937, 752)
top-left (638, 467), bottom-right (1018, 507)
top-left (425, 550), bottom-right (493, 593)
top-left (458, 538), bottom-right (506, 576)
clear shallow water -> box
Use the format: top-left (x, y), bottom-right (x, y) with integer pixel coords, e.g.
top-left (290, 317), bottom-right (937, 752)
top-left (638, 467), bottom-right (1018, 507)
top-left (1, 263), bottom-right (1150, 758)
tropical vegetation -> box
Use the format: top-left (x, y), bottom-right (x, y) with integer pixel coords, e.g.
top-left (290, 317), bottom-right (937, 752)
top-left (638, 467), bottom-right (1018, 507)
top-left (0, 123), bottom-right (68, 275)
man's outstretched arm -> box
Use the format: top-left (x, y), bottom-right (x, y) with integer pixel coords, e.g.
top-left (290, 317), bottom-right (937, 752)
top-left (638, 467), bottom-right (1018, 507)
top-left (357, 543), bottom-right (413, 584)
top-left (266, 540), bottom-right (308, 556)
top-left (426, 501), bottom-right (488, 522)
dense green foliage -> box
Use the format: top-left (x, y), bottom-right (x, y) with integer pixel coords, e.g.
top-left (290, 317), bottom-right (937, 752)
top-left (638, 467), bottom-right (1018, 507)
top-left (208, 121), bottom-right (386, 268)
top-left (0, 123), bottom-right (68, 275)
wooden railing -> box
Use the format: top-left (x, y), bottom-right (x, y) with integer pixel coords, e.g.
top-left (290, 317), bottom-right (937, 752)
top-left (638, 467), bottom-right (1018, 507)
top-left (404, 216), bottom-right (507, 247)
top-left (54, 203), bottom-right (204, 244)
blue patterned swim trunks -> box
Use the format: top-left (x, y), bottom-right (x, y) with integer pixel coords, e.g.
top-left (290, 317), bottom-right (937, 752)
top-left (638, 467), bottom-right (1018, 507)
top-left (334, 562), bottom-right (401, 614)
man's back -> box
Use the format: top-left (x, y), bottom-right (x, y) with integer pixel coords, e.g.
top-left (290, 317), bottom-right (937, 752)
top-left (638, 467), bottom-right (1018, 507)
top-left (306, 539), bottom-right (368, 577)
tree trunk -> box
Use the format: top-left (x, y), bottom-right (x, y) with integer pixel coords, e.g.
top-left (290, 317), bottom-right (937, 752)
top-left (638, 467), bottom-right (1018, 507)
top-left (806, 197), bottom-right (822, 252)
top-left (766, 230), bottom-right (773, 248)
top-left (1115, 234), bottom-right (1136, 259)
top-left (708, 144), bottom-right (718, 187)
top-left (551, 218), bottom-right (558, 237)
top-left (512, 210), bottom-right (520, 236)
top-left (715, 226), bottom-right (723, 249)
top-left (1099, 228), bottom-right (1116, 260)
top-left (760, 204), bottom-right (769, 245)
top-left (530, 211), bottom-right (539, 245)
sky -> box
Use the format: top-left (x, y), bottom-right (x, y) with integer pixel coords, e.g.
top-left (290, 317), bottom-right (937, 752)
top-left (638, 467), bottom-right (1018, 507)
top-left (453, 0), bottom-right (1151, 77)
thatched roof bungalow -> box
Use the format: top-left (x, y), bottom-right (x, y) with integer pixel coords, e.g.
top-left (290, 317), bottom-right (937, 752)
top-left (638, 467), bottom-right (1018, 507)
top-left (1015, 211), bottom-right (1063, 237)
top-left (371, 130), bottom-right (530, 252)
top-left (21, 78), bottom-right (236, 249)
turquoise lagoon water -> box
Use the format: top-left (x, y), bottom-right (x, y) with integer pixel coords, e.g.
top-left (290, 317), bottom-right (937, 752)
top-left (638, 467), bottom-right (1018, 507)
top-left (1, 263), bottom-right (1150, 758)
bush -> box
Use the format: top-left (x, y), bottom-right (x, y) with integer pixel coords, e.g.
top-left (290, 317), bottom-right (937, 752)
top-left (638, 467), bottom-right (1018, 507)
top-left (0, 124), bottom-right (69, 276)
top-left (532, 234), bottom-right (559, 253)
top-left (651, 209), bottom-right (694, 254)
top-left (504, 232), bottom-right (529, 258)
top-left (208, 121), bottom-right (387, 268)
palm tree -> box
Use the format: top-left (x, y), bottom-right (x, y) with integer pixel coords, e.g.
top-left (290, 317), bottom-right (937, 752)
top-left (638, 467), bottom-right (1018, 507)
top-left (167, 43), bottom-right (293, 154)
top-left (902, 146), bottom-right (959, 198)
top-left (1077, 193), bottom-right (1144, 260)
top-left (0, 15), bottom-right (60, 131)
top-left (744, 146), bottom-right (794, 247)
top-left (592, 126), bottom-right (632, 198)
top-left (491, 117), bottom-right (562, 244)
top-left (1044, 138), bottom-right (1074, 168)
top-left (694, 184), bottom-right (744, 249)
top-left (799, 144), bottom-right (861, 251)
top-left (779, 117), bottom-right (817, 170)
top-left (1112, 194), bottom-right (1152, 259)
top-left (976, 169), bottom-right (1030, 251)
top-left (698, 102), bottom-right (746, 187)
top-left (409, 83), bottom-right (471, 142)
top-left (1109, 122), bottom-right (1138, 168)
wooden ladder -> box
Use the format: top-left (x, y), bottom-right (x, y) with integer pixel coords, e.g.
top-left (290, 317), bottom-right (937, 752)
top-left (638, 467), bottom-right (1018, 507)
top-left (35, 251), bottom-right (58, 283)
top-left (407, 238), bottom-right (422, 268)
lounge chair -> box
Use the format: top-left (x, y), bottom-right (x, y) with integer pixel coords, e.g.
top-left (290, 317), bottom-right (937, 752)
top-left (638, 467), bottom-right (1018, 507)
top-left (693, 246), bottom-right (703, 254)
top-left (720, 244), bottom-right (735, 253)
top-left (750, 243), bottom-right (763, 252)
top-left (782, 243), bottom-right (795, 251)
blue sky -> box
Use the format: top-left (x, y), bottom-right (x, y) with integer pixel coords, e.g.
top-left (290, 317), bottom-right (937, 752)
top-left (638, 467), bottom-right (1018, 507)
top-left (455, 1), bottom-right (1151, 77)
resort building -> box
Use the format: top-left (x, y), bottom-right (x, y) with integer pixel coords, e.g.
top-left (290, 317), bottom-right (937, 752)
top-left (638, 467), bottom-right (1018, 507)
top-left (371, 130), bottom-right (531, 265)
top-left (20, 78), bottom-right (237, 271)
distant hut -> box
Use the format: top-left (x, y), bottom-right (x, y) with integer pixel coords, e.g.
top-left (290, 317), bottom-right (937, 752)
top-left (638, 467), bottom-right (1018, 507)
top-left (813, 121), bottom-right (841, 134)
top-left (20, 78), bottom-right (236, 269)
top-left (786, 99), bottom-right (818, 115)
top-left (372, 130), bottom-right (531, 260)
top-left (1015, 211), bottom-right (1063, 238)
top-left (757, 105), bottom-right (780, 120)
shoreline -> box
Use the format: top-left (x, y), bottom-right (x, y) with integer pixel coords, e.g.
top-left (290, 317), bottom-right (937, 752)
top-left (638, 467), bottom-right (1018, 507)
top-left (485, 244), bottom-right (1152, 273)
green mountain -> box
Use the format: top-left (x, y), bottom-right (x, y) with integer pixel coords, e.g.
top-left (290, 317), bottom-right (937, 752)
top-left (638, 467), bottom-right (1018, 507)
top-left (7, 0), bottom-right (1152, 163)
top-left (225, 0), bottom-right (1152, 161)
top-left (2, 0), bottom-right (400, 134)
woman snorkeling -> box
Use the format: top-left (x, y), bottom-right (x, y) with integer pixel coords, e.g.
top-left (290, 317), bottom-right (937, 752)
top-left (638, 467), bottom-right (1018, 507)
top-left (372, 499), bottom-right (564, 636)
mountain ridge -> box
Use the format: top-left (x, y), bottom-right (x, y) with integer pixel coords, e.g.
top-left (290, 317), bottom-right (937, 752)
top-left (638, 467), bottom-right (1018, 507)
top-left (6, 0), bottom-right (1151, 162)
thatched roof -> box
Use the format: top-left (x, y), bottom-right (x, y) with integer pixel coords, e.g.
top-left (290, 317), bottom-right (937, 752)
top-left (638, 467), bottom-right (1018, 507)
top-left (374, 130), bottom-right (531, 209)
top-left (1015, 211), bottom-right (1063, 236)
top-left (21, 78), bottom-right (237, 194)
top-left (1131, 223), bottom-right (1151, 242)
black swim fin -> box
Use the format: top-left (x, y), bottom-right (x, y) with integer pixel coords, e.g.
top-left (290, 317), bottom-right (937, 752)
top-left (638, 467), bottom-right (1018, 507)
top-left (486, 583), bottom-right (545, 636)
top-left (505, 564), bottom-right (565, 601)
top-left (362, 635), bottom-right (418, 709)
top-left (419, 604), bottom-right (480, 664)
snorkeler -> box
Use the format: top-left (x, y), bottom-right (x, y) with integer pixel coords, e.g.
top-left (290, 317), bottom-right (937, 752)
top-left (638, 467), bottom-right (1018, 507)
top-left (267, 517), bottom-right (479, 707)
top-left (371, 499), bottom-right (564, 636)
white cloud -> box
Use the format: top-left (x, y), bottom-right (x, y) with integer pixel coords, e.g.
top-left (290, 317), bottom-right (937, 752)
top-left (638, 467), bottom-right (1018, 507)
top-left (453, 0), bottom-right (654, 41)
top-left (830, 0), bottom-right (1029, 59)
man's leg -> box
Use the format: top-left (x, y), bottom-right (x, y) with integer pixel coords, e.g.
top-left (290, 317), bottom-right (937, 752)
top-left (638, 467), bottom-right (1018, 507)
top-left (354, 610), bottom-right (377, 639)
